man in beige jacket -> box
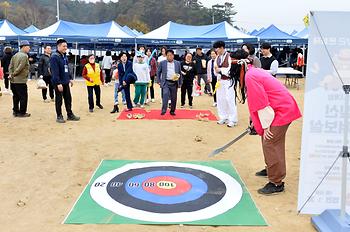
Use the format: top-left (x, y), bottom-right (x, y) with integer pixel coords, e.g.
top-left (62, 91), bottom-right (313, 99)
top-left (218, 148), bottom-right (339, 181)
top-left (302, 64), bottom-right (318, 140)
top-left (9, 40), bottom-right (31, 117)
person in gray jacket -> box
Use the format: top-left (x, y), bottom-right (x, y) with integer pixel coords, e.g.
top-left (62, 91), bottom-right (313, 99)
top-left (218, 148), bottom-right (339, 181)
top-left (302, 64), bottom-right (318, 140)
top-left (9, 40), bottom-right (31, 117)
top-left (157, 50), bottom-right (182, 116)
top-left (38, 45), bottom-right (54, 102)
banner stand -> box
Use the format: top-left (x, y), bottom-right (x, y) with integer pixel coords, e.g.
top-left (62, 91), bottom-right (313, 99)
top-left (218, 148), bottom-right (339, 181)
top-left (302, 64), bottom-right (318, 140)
top-left (311, 85), bottom-right (350, 231)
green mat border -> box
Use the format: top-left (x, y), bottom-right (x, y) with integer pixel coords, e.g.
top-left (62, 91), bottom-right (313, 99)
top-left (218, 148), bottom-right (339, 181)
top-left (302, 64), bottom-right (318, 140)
top-left (64, 160), bottom-right (267, 226)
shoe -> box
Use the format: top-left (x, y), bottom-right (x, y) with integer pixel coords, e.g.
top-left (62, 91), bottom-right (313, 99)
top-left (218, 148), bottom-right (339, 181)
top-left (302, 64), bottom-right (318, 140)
top-left (227, 122), bottom-right (238, 127)
top-left (212, 102), bottom-right (217, 107)
top-left (110, 105), bottom-right (119, 113)
top-left (151, 99), bottom-right (155, 103)
top-left (122, 101), bottom-right (126, 105)
top-left (51, 98), bottom-right (55, 102)
top-left (17, 113), bottom-right (31, 117)
top-left (125, 108), bottom-right (132, 112)
top-left (170, 112), bottom-right (176, 116)
top-left (255, 168), bottom-right (268, 177)
top-left (89, 109), bottom-right (93, 112)
top-left (13, 112), bottom-right (18, 117)
top-left (140, 105), bottom-right (145, 108)
top-left (217, 119), bottom-right (227, 125)
top-left (67, 114), bottom-right (80, 121)
top-left (97, 104), bottom-right (103, 109)
top-left (258, 182), bottom-right (285, 195)
top-left (180, 105), bottom-right (185, 108)
top-left (189, 105), bottom-right (193, 109)
top-left (43, 99), bottom-right (50, 103)
top-left (161, 112), bottom-right (166, 115)
top-left (56, 116), bottom-right (66, 123)
top-left (208, 92), bottom-right (213, 96)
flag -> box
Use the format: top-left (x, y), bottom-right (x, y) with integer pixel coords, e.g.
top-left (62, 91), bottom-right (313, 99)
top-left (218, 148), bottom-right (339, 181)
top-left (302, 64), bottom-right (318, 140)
top-left (303, 14), bottom-right (309, 27)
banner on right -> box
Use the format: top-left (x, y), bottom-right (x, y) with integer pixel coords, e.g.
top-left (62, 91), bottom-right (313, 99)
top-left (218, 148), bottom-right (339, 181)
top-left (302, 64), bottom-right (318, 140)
top-left (298, 11), bottom-right (350, 214)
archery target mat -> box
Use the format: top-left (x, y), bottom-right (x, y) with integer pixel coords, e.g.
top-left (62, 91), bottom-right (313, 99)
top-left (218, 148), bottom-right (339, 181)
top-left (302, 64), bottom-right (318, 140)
top-left (64, 160), bottom-right (267, 226)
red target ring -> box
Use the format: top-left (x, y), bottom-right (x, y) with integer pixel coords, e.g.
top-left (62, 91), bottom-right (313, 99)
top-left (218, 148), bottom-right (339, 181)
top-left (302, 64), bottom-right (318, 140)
top-left (142, 176), bottom-right (192, 196)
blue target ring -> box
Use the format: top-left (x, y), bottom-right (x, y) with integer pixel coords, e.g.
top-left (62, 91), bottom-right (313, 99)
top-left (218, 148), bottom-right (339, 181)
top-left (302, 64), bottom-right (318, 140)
top-left (125, 171), bottom-right (208, 204)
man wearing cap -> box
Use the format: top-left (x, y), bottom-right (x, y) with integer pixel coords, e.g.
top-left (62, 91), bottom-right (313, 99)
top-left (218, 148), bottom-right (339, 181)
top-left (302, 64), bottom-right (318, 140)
top-left (157, 50), bottom-right (182, 115)
top-left (9, 40), bottom-right (31, 117)
top-left (260, 42), bottom-right (279, 77)
top-left (50, 39), bottom-right (80, 123)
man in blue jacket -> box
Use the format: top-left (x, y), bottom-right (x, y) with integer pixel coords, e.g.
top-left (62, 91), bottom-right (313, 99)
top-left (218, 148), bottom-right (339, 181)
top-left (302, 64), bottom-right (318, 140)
top-left (50, 39), bottom-right (80, 123)
top-left (116, 52), bottom-right (134, 111)
top-left (157, 50), bottom-right (182, 115)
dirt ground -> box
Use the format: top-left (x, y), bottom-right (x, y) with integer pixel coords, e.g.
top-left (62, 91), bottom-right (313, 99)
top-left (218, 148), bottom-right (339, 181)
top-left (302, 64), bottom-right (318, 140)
top-left (0, 78), bottom-right (315, 232)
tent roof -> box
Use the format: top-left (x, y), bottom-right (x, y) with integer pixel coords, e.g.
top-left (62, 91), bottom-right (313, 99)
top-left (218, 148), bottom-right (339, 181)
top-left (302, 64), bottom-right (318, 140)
top-left (138, 21), bottom-right (255, 41)
top-left (24, 25), bottom-right (39, 33)
top-left (26, 20), bottom-right (133, 39)
top-left (290, 29), bottom-right (298, 36)
top-left (122, 25), bottom-right (137, 36)
top-left (250, 27), bottom-right (265, 36)
top-left (0, 19), bottom-right (26, 36)
top-left (256, 24), bottom-right (299, 40)
top-left (295, 27), bottom-right (308, 39)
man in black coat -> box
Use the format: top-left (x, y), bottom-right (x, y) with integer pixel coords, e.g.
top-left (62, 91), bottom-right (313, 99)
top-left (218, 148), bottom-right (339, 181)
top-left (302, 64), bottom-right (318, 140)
top-left (38, 45), bottom-right (54, 102)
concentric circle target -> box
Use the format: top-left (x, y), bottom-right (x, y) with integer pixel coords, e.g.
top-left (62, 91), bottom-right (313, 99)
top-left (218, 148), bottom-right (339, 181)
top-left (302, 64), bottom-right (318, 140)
top-left (90, 162), bottom-right (242, 222)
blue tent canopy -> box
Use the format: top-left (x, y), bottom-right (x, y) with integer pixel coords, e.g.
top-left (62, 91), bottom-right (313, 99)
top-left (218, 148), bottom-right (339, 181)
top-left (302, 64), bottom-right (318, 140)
top-left (138, 21), bottom-right (257, 45)
top-left (21, 20), bottom-right (135, 43)
top-left (24, 25), bottom-right (39, 33)
top-left (256, 24), bottom-right (307, 44)
top-left (295, 27), bottom-right (308, 39)
top-left (122, 25), bottom-right (137, 36)
top-left (250, 27), bottom-right (265, 36)
top-left (0, 19), bottom-right (26, 41)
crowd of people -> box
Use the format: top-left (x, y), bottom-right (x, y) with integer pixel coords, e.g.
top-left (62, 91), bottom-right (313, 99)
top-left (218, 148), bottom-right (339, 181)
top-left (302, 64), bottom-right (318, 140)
top-left (0, 39), bottom-right (302, 195)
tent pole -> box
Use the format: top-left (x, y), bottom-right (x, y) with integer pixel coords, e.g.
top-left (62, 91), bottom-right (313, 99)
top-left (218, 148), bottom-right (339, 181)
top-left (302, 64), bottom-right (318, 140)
top-left (302, 44), bottom-right (306, 75)
top-left (73, 42), bottom-right (78, 80)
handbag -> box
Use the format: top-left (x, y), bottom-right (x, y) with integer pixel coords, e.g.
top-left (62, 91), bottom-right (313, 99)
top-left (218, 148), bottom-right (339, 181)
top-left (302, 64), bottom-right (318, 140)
top-left (37, 78), bottom-right (47, 89)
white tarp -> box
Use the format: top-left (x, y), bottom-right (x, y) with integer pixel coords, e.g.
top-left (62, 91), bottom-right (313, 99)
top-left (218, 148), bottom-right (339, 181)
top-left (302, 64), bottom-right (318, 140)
top-left (298, 11), bottom-right (350, 214)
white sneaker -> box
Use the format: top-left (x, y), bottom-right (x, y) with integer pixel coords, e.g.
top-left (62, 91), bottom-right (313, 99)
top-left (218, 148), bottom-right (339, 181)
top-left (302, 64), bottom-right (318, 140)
top-left (151, 99), bottom-right (155, 103)
top-left (140, 105), bottom-right (145, 108)
top-left (180, 105), bottom-right (185, 108)
top-left (43, 99), bottom-right (51, 103)
top-left (122, 101), bottom-right (126, 105)
top-left (227, 122), bottom-right (238, 127)
top-left (217, 119), bottom-right (227, 125)
top-left (212, 102), bottom-right (217, 107)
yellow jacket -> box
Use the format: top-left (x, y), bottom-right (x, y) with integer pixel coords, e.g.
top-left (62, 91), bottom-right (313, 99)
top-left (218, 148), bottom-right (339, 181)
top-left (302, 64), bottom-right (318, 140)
top-left (84, 63), bottom-right (102, 86)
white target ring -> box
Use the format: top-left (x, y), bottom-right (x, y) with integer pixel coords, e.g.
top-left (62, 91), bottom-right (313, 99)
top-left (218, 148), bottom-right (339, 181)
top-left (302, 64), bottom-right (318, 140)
top-left (90, 162), bottom-right (243, 222)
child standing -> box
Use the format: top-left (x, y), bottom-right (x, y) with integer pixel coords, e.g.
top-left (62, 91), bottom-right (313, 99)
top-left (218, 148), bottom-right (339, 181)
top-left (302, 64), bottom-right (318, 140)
top-left (133, 52), bottom-right (150, 108)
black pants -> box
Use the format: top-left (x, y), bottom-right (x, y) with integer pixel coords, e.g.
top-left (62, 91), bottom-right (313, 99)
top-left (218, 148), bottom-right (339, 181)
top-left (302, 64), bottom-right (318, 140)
top-left (10, 83), bottom-right (28, 114)
top-left (123, 84), bottom-right (133, 110)
top-left (87, 85), bottom-right (101, 109)
top-left (42, 76), bottom-right (54, 100)
top-left (211, 77), bottom-right (217, 102)
top-left (181, 82), bottom-right (193, 106)
top-left (104, 69), bottom-right (111, 83)
top-left (149, 76), bottom-right (155, 99)
top-left (162, 81), bottom-right (178, 114)
top-left (55, 84), bottom-right (73, 117)
top-left (4, 74), bottom-right (10, 89)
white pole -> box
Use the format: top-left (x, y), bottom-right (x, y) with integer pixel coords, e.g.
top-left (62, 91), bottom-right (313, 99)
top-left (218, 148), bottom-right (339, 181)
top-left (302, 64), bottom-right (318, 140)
top-left (340, 88), bottom-right (350, 220)
top-left (56, 0), bottom-right (60, 21)
top-left (73, 42), bottom-right (78, 80)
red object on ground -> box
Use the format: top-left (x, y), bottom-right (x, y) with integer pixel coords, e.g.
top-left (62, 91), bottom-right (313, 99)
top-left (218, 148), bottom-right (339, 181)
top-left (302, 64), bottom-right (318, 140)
top-left (117, 108), bottom-right (217, 121)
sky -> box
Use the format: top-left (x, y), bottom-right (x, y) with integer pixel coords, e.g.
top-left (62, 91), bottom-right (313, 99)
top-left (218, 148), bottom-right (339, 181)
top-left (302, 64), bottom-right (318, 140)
top-left (86, 0), bottom-right (350, 33)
